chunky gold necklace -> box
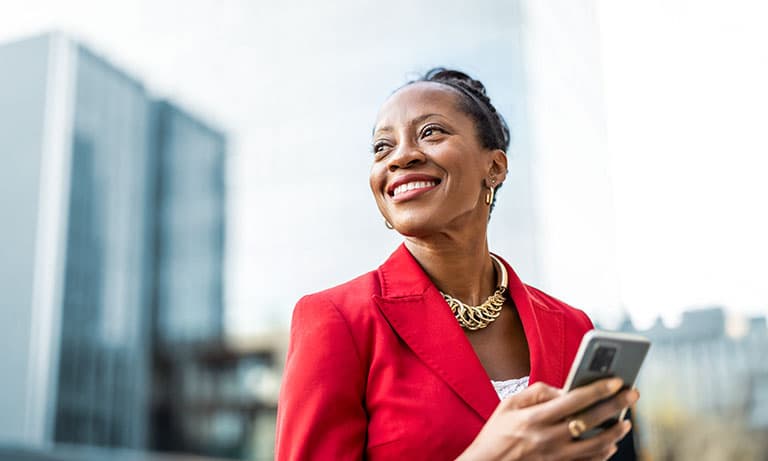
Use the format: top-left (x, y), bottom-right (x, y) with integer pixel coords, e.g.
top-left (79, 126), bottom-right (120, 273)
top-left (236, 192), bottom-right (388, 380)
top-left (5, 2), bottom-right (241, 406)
top-left (440, 254), bottom-right (508, 331)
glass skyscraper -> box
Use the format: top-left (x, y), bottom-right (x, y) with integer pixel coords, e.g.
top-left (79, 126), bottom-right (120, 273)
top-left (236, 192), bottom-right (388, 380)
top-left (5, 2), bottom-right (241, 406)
top-left (0, 33), bottom-right (226, 451)
top-left (149, 101), bottom-right (226, 345)
top-left (52, 40), bottom-right (155, 449)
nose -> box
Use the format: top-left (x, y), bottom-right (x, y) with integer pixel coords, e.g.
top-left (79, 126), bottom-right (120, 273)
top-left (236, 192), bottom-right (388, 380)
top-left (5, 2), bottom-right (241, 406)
top-left (387, 141), bottom-right (426, 172)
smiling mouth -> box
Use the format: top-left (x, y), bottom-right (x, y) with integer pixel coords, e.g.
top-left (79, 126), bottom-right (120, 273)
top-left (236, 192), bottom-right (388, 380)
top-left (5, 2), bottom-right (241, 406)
top-left (390, 180), bottom-right (440, 198)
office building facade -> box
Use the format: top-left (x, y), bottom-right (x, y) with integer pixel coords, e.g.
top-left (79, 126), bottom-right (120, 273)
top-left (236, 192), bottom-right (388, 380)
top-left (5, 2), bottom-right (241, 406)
top-left (0, 33), bottom-right (226, 450)
top-left (149, 101), bottom-right (226, 345)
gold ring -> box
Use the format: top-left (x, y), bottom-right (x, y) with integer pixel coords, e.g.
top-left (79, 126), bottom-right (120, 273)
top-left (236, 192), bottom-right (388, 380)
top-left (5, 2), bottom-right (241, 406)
top-left (568, 418), bottom-right (587, 438)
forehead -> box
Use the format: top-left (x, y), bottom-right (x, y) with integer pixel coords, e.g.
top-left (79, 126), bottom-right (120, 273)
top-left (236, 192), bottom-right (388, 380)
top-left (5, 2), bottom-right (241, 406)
top-left (374, 82), bottom-right (465, 131)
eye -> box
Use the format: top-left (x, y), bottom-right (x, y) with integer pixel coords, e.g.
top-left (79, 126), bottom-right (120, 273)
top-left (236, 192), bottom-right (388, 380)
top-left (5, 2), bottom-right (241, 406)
top-left (372, 140), bottom-right (392, 157)
top-left (420, 124), bottom-right (445, 139)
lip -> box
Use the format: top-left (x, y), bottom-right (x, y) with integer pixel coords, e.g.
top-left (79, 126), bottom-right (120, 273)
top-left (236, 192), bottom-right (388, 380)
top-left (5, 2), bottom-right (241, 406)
top-left (386, 173), bottom-right (441, 202)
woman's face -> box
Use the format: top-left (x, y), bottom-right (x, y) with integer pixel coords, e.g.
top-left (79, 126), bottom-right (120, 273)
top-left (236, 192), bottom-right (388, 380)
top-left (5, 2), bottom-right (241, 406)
top-left (370, 82), bottom-right (506, 237)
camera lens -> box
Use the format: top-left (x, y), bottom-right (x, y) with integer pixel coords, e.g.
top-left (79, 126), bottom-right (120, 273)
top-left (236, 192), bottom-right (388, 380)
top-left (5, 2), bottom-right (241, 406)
top-left (589, 346), bottom-right (616, 373)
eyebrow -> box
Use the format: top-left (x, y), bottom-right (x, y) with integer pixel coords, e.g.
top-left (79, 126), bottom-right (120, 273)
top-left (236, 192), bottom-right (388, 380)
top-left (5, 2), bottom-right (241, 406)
top-left (372, 113), bottom-right (444, 137)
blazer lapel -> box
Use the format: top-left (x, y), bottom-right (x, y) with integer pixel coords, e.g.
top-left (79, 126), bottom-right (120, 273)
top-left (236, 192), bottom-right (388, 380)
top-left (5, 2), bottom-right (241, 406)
top-left (372, 245), bottom-right (569, 422)
top-left (497, 256), bottom-right (567, 387)
top-left (373, 245), bottom-right (499, 421)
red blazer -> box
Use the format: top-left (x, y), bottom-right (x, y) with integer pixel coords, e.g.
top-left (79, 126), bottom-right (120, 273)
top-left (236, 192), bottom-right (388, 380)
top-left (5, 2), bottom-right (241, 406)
top-left (275, 244), bottom-right (593, 460)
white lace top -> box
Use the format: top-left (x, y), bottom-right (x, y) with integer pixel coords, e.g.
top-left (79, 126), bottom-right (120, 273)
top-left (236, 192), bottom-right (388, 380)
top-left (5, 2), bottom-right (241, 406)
top-left (491, 376), bottom-right (530, 400)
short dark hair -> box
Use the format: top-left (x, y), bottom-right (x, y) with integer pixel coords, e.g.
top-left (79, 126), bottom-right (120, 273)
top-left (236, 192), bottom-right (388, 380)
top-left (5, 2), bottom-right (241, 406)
top-left (409, 68), bottom-right (510, 153)
top-left (407, 68), bottom-right (510, 215)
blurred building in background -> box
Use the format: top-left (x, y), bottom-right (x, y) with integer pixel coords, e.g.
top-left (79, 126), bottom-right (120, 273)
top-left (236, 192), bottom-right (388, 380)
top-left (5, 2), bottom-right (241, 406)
top-left (0, 32), bottom-right (155, 449)
top-left (53, 37), bottom-right (155, 449)
top-left (144, 100), bottom-right (284, 460)
top-left (148, 101), bottom-right (226, 345)
top-left (619, 307), bottom-right (768, 459)
top-left (151, 334), bottom-right (284, 460)
top-left (0, 32), bottom-right (234, 457)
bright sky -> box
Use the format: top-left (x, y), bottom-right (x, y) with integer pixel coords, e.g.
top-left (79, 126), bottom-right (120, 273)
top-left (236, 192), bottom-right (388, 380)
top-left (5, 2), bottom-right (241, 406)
top-left (1, 0), bottom-right (766, 334)
top-left (597, 0), bottom-right (768, 327)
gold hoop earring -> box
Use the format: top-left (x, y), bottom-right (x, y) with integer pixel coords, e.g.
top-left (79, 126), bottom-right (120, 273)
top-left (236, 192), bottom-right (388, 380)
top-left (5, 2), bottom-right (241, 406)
top-left (384, 219), bottom-right (394, 230)
top-left (485, 178), bottom-right (497, 205)
top-left (485, 187), bottom-right (494, 205)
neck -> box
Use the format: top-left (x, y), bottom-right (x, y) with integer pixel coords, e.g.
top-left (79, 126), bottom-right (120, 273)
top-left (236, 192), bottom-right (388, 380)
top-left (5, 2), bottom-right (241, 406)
top-left (404, 233), bottom-right (496, 306)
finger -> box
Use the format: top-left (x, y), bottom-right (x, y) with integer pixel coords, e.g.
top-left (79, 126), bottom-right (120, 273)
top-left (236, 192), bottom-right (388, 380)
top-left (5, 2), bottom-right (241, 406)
top-left (563, 388), bottom-right (639, 439)
top-left (531, 377), bottom-right (623, 423)
top-left (560, 419), bottom-right (631, 460)
top-left (574, 443), bottom-right (618, 461)
top-left (504, 381), bottom-right (562, 410)
top-left (574, 444), bottom-right (617, 461)
top-left (521, 416), bottom-right (626, 461)
top-left (583, 388), bottom-right (638, 426)
top-left (560, 419), bottom-right (630, 460)
top-left (601, 445), bottom-right (619, 461)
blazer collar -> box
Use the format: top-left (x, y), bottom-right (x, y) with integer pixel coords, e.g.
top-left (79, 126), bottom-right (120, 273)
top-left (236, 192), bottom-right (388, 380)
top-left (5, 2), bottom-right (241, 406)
top-left (373, 244), bottom-right (565, 421)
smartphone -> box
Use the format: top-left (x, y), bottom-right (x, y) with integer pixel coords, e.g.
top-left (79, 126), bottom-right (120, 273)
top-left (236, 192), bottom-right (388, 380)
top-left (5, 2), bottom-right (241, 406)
top-left (562, 329), bottom-right (651, 439)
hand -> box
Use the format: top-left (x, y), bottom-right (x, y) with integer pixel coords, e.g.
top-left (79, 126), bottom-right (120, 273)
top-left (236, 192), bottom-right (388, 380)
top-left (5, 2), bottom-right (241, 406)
top-left (456, 378), bottom-right (640, 461)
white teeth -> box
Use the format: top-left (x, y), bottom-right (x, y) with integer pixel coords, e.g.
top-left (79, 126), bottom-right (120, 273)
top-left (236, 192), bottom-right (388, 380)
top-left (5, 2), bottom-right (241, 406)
top-left (393, 180), bottom-right (437, 197)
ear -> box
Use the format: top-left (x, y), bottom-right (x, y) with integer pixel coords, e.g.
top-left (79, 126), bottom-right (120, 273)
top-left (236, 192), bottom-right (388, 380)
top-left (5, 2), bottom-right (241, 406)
top-left (486, 149), bottom-right (508, 187)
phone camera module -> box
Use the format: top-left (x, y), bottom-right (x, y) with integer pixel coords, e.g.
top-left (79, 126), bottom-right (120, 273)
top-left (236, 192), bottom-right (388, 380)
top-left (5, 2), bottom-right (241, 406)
top-left (589, 346), bottom-right (616, 373)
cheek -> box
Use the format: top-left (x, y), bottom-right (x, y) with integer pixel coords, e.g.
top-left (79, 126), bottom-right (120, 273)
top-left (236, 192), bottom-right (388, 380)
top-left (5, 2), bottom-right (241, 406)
top-left (369, 163), bottom-right (385, 191)
top-left (368, 165), bottom-right (390, 217)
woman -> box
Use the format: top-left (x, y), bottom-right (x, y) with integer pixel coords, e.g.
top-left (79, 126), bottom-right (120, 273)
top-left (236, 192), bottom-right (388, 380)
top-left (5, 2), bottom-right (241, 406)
top-left (275, 69), bottom-right (639, 460)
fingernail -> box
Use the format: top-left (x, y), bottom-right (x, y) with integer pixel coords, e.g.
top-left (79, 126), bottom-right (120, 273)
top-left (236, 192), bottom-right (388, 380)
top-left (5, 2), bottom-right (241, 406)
top-left (607, 378), bottom-right (623, 393)
top-left (625, 389), bottom-right (640, 404)
top-left (623, 420), bottom-right (632, 433)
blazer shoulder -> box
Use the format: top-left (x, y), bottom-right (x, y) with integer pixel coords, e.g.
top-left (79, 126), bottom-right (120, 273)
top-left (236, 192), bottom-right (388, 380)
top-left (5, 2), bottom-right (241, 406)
top-left (524, 284), bottom-right (594, 330)
top-left (289, 270), bottom-right (383, 375)
top-left (297, 269), bottom-right (382, 317)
